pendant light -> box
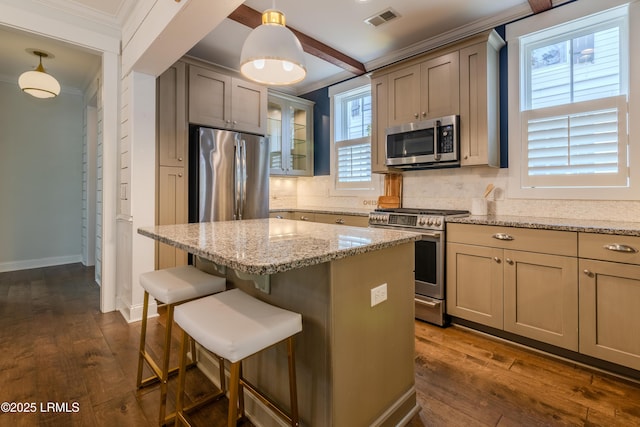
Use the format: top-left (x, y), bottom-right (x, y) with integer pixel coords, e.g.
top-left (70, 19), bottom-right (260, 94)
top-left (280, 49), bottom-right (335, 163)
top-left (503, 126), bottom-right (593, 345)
top-left (19, 50), bottom-right (61, 99)
top-left (240, 8), bottom-right (306, 85)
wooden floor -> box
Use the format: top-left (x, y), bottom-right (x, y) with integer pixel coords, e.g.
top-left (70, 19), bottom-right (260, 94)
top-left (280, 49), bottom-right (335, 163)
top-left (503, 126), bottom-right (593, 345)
top-left (1, 264), bottom-right (639, 426)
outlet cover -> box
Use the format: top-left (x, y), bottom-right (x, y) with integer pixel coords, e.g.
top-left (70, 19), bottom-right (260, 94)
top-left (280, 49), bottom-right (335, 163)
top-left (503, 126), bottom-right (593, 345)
top-left (371, 283), bottom-right (388, 307)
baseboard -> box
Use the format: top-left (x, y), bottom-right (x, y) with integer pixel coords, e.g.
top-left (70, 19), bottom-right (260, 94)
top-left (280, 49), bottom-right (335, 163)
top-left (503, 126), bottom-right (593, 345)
top-left (0, 255), bottom-right (83, 273)
top-left (117, 297), bottom-right (156, 323)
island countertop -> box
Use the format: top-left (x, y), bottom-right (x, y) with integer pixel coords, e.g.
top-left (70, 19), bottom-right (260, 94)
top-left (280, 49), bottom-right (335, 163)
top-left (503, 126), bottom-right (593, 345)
top-left (138, 218), bottom-right (420, 275)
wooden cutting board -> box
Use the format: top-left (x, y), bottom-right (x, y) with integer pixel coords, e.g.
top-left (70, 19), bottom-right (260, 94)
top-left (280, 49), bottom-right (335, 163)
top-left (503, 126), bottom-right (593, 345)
top-left (379, 173), bottom-right (402, 208)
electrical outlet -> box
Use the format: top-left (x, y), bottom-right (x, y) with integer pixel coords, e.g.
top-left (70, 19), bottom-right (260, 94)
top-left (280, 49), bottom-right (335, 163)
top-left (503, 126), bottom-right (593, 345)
top-left (370, 283), bottom-right (388, 307)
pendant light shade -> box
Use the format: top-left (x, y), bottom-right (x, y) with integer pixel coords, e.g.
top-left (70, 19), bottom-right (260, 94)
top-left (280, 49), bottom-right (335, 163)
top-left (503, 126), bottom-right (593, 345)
top-left (240, 9), bottom-right (306, 85)
top-left (19, 51), bottom-right (60, 99)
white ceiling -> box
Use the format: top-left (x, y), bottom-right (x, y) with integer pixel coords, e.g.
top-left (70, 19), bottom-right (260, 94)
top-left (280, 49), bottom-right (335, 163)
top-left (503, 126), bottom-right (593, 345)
top-left (0, 0), bottom-right (545, 95)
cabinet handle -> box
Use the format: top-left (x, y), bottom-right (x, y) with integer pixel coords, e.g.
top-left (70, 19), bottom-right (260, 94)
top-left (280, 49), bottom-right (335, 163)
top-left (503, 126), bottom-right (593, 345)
top-left (178, 157), bottom-right (183, 162)
top-left (603, 243), bottom-right (638, 253)
top-left (415, 298), bottom-right (439, 308)
top-left (233, 120), bottom-right (237, 125)
top-left (178, 173), bottom-right (183, 178)
top-left (493, 257), bottom-right (501, 263)
top-left (583, 269), bottom-right (595, 278)
top-left (414, 113), bottom-right (419, 118)
top-left (300, 216), bottom-right (310, 221)
top-left (421, 112), bottom-right (426, 117)
top-left (506, 258), bottom-right (514, 265)
top-left (275, 215), bottom-right (284, 219)
top-left (492, 233), bottom-right (514, 241)
top-left (335, 218), bottom-right (345, 224)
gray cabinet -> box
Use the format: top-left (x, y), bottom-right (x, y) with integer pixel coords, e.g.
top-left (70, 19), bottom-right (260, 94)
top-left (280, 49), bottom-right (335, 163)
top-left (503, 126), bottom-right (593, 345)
top-left (447, 224), bottom-right (579, 351)
top-left (156, 62), bottom-right (188, 269)
top-left (268, 92), bottom-right (314, 176)
top-left (371, 29), bottom-right (504, 172)
top-left (188, 64), bottom-right (267, 135)
top-left (579, 233), bottom-right (640, 370)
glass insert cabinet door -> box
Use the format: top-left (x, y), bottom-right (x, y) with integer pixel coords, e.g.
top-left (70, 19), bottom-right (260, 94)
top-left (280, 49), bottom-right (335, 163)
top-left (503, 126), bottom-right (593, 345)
top-left (267, 92), bottom-right (314, 176)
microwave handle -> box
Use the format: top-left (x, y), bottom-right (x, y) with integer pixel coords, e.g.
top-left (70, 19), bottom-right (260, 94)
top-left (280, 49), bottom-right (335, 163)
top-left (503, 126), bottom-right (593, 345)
top-left (433, 120), bottom-right (441, 161)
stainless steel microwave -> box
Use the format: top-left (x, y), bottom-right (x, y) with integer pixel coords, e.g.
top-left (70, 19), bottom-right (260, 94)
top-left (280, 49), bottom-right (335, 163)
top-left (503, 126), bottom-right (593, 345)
top-left (385, 115), bottom-right (459, 169)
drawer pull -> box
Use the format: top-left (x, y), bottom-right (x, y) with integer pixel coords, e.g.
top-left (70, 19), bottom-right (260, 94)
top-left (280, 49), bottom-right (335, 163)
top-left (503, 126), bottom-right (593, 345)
top-left (493, 257), bottom-right (501, 263)
top-left (583, 269), bottom-right (595, 278)
top-left (492, 233), bottom-right (514, 241)
top-left (335, 218), bottom-right (345, 224)
top-left (603, 243), bottom-right (638, 253)
top-left (505, 258), bottom-right (514, 265)
top-left (300, 216), bottom-right (310, 221)
top-left (275, 215), bottom-right (284, 219)
top-left (415, 298), bottom-right (439, 308)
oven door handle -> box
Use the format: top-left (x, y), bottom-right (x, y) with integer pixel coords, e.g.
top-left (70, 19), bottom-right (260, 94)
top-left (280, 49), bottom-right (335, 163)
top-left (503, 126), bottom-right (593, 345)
top-left (415, 298), bottom-right (440, 308)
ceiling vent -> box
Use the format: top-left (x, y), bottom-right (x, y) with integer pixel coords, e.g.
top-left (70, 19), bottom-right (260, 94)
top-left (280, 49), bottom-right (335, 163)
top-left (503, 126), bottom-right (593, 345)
top-left (364, 8), bottom-right (400, 27)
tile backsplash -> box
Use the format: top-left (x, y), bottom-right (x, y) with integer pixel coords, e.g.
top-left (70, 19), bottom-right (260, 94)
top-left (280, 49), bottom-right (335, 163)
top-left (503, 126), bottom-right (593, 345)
top-left (270, 167), bottom-right (640, 222)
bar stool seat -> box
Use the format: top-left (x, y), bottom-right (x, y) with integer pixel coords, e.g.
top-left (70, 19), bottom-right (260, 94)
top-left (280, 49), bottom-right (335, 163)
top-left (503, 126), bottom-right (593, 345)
top-left (174, 288), bottom-right (302, 427)
top-left (137, 265), bottom-right (226, 426)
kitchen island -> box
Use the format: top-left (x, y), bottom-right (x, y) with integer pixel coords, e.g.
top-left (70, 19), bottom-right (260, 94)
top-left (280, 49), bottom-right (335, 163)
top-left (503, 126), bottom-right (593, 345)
top-left (138, 218), bottom-right (421, 426)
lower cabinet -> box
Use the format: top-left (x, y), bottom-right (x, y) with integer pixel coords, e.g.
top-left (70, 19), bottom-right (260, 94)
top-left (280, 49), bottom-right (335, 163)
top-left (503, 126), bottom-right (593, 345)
top-left (157, 166), bottom-right (188, 268)
top-left (578, 233), bottom-right (640, 371)
top-left (447, 242), bottom-right (503, 329)
top-left (314, 213), bottom-right (369, 227)
top-left (270, 211), bottom-right (368, 227)
top-left (447, 224), bottom-right (579, 351)
top-left (448, 224), bottom-right (640, 371)
top-left (503, 250), bottom-right (578, 350)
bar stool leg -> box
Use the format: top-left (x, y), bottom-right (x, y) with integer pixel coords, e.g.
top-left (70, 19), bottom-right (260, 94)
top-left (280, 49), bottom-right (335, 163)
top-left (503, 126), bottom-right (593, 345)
top-left (174, 330), bottom-right (190, 427)
top-left (136, 291), bottom-right (150, 389)
top-left (287, 337), bottom-right (299, 427)
top-left (228, 362), bottom-right (241, 427)
top-left (159, 304), bottom-right (175, 425)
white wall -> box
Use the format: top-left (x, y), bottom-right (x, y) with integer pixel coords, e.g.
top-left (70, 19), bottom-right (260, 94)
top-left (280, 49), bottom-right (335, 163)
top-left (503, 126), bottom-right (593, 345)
top-left (0, 80), bottom-right (84, 271)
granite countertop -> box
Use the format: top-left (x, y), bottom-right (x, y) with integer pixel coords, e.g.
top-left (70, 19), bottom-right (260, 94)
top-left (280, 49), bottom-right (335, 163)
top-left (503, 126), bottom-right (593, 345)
top-left (138, 218), bottom-right (420, 275)
top-left (448, 215), bottom-right (640, 237)
top-left (270, 208), bottom-right (370, 217)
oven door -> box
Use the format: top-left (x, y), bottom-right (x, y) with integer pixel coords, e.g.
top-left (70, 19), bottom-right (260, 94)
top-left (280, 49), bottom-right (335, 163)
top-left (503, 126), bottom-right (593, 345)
top-left (414, 233), bottom-right (444, 299)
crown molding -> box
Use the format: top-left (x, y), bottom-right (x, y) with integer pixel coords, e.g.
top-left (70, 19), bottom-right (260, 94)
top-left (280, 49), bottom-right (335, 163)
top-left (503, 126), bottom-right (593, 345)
top-left (365, 3), bottom-right (530, 72)
top-left (33, 0), bottom-right (121, 37)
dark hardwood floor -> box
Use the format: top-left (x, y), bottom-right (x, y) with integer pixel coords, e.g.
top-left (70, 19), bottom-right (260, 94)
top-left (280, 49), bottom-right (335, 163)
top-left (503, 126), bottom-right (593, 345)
top-left (1, 264), bottom-right (639, 426)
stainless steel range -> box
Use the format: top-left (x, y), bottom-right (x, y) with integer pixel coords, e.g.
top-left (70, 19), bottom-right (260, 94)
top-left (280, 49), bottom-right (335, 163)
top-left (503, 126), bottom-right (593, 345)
top-left (369, 208), bottom-right (469, 326)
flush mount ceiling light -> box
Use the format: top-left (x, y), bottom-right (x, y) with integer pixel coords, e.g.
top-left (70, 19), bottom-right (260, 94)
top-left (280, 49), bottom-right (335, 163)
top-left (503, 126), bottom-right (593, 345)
top-left (240, 8), bottom-right (306, 86)
top-left (18, 50), bottom-right (61, 99)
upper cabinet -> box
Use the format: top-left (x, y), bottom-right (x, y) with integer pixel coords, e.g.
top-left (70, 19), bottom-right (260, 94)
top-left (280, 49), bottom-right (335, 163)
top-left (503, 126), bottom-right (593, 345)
top-left (188, 64), bottom-right (267, 135)
top-left (267, 91), bottom-right (314, 176)
top-left (459, 34), bottom-right (503, 167)
top-left (371, 30), bottom-right (505, 171)
top-left (158, 61), bottom-right (187, 167)
top-left (371, 75), bottom-right (389, 174)
top-left (387, 52), bottom-right (459, 126)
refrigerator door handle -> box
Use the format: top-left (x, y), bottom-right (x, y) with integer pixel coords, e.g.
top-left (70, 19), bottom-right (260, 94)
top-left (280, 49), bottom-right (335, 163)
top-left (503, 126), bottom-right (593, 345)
top-left (234, 138), bottom-right (242, 220)
top-left (240, 139), bottom-right (248, 220)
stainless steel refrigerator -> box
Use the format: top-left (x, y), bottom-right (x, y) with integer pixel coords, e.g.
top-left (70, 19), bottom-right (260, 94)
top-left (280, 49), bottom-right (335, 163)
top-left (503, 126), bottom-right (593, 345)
top-left (189, 126), bottom-right (269, 222)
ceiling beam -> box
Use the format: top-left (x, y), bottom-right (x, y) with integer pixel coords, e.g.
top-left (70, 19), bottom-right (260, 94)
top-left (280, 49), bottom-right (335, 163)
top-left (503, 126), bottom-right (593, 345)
top-left (228, 4), bottom-right (367, 75)
top-left (527, 0), bottom-right (552, 14)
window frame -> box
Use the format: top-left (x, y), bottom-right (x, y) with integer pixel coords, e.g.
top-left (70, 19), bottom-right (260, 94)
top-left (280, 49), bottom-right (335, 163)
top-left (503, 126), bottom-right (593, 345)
top-left (506, 0), bottom-right (640, 200)
top-left (328, 76), bottom-right (381, 193)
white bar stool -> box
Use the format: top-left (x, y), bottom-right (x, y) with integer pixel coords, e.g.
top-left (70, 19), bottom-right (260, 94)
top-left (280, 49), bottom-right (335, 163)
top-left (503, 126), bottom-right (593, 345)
top-left (137, 265), bottom-right (227, 426)
top-left (173, 288), bottom-right (303, 427)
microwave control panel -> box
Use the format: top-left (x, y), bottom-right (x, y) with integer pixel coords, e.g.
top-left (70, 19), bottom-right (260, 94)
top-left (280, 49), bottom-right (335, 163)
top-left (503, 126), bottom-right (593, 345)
top-left (439, 125), bottom-right (455, 154)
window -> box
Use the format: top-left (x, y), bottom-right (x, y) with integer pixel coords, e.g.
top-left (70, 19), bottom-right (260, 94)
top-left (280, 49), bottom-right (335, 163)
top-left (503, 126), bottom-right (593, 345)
top-left (331, 82), bottom-right (372, 189)
top-left (507, 1), bottom-right (637, 199)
